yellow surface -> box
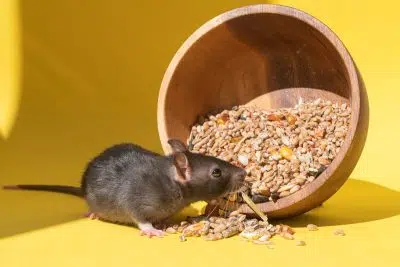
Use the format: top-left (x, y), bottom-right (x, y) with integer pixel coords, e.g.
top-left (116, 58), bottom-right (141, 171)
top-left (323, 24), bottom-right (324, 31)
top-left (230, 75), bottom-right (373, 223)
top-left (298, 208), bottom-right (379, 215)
top-left (0, 0), bottom-right (399, 267)
top-left (0, 0), bottom-right (20, 138)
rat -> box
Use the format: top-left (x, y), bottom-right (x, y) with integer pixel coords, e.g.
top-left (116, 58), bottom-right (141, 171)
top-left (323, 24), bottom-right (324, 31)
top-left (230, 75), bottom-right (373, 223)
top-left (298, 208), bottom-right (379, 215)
top-left (3, 139), bottom-right (246, 237)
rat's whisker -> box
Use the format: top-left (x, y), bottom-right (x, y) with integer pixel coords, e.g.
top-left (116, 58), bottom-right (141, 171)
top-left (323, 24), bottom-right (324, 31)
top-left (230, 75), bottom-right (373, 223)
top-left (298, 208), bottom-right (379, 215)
top-left (206, 184), bottom-right (242, 219)
top-left (221, 197), bottom-right (230, 218)
top-left (206, 202), bottom-right (218, 219)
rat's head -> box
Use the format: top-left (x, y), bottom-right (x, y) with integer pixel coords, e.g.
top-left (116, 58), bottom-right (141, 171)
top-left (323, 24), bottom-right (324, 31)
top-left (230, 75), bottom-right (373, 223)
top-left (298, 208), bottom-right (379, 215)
top-left (168, 139), bottom-right (247, 201)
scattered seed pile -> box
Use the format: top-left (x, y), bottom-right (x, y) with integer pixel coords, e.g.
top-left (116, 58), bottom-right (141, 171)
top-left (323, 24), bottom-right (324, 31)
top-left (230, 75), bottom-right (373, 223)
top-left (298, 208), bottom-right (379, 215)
top-left (188, 99), bottom-right (351, 203)
top-left (160, 213), bottom-right (294, 245)
top-left (158, 213), bottom-right (345, 244)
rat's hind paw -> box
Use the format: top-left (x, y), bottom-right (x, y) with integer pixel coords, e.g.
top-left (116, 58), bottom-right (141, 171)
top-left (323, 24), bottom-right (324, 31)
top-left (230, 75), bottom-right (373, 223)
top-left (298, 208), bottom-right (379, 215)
top-left (84, 212), bottom-right (98, 220)
top-left (138, 222), bottom-right (164, 238)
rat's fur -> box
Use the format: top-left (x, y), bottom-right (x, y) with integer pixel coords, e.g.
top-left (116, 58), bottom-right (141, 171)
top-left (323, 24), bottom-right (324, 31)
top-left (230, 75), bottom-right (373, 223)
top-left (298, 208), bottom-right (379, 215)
top-left (3, 139), bottom-right (246, 235)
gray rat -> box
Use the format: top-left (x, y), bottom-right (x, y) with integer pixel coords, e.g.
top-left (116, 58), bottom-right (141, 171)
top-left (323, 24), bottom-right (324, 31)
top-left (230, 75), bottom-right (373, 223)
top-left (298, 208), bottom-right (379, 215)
top-left (3, 139), bottom-right (246, 237)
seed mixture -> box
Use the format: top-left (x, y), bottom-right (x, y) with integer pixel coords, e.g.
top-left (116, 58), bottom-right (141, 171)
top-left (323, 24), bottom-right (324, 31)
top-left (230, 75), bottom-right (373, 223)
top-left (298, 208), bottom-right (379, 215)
top-left (307, 224), bottom-right (319, 231)
top-left (160, 212), bottom-right (295, 245)
top-left (187, 98), bottom-right (351, 203)
top-left (296, 240), bottom-right (306, 246)
top-left (154, 98), bottom-right (350, 245)
top-left (155, 191), bottom-right (299, 245)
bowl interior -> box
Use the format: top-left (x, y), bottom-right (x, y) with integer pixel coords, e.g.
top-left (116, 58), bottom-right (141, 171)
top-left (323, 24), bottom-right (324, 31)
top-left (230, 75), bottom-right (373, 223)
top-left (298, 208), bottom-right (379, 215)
top-left (160, 12), bottom-right (352, 152)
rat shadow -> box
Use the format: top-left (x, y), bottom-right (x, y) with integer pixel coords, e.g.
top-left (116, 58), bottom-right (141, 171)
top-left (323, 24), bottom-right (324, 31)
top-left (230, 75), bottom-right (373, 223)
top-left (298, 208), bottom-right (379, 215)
top-left (274, 179), bottom-right (400, 227)
top-left (0, 188), bottom-right (201, 239)
top-left (0, 191), bottom-right (87, 239)
top-left (92, 205), bottom-right (202, 229)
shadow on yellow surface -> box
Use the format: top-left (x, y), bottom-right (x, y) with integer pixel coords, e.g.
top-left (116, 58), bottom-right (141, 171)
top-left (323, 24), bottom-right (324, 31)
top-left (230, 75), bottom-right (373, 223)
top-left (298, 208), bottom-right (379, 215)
top-left (0, 191), bottom-right (86, 239)
top-left (0, 0), bottom-right (274, 239)
top-left (1, 178), bottom-right (399, 239)
top-left (280, 179), bottom-right (400, 227)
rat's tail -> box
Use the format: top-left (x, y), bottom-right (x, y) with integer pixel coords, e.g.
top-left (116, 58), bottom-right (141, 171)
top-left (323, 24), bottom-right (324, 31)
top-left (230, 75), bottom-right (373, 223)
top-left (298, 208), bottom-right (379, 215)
top-left (3, 184), bottom-right (83, 197)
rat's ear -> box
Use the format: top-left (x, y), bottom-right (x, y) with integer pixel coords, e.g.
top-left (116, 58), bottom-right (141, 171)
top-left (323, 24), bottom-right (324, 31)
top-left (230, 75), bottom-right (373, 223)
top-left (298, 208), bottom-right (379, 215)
top-left (172, 152), bottom-right (191, 183)
top-left (168, 139), bottom-right (187, 153)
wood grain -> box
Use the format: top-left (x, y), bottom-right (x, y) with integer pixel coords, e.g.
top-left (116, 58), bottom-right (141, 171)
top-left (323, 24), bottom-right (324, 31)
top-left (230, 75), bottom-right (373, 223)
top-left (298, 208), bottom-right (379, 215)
top-left (157, 4), bottom-right (369, 218)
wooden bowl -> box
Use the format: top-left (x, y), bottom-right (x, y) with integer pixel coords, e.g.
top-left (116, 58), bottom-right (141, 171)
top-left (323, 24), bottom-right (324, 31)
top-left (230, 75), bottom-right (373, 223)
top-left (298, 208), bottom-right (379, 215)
top-left (157, 4), bottom-right (369, 219)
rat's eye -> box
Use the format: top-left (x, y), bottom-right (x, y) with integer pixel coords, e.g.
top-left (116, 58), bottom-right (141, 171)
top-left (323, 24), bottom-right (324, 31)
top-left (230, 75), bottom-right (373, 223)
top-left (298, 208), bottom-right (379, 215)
top-left (211, 168), bottom-right (222, 178)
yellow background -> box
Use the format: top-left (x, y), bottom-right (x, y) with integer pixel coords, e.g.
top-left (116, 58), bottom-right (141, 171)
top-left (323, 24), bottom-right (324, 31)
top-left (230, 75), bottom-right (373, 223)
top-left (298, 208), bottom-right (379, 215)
top-left (0, 0), bottom-right (399, 266)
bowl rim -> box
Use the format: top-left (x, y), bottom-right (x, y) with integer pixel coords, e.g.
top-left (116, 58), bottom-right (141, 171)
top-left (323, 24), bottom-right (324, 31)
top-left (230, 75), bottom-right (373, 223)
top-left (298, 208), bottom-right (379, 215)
top-left (157, 4), bottom-right (361, 215)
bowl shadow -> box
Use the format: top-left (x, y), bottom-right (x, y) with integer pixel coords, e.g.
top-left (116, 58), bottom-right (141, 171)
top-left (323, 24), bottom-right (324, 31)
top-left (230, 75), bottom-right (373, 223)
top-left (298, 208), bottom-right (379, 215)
top-left (276, 178), bottom-right (400, 227)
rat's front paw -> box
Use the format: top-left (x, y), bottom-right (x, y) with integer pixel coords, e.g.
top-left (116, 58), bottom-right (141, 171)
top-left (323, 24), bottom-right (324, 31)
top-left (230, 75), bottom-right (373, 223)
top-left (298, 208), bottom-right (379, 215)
top-left (138, 222), bottom-right (164, 238)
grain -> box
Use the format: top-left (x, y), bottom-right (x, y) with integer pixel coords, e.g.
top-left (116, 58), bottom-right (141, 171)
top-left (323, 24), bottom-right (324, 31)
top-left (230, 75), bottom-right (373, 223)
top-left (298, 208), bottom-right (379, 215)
top-left (333, 229), bottom-right (346, 236)
top-left (307, 224), bottom-right (319, 231)
top-left (164, 210), bottom-right (282, 243)
top-left (187, 99), bottom-right (351, 204)
top-left (281, 232), bottom-right (295, 240)
top-left (166, 227), bottom-right (177, 234)
top-left (204, 233), bottom-right (224, 241)
top-left (241, 192), bottom-right (269, 222)
top-left (296, 240), bottom-right (306, 246)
